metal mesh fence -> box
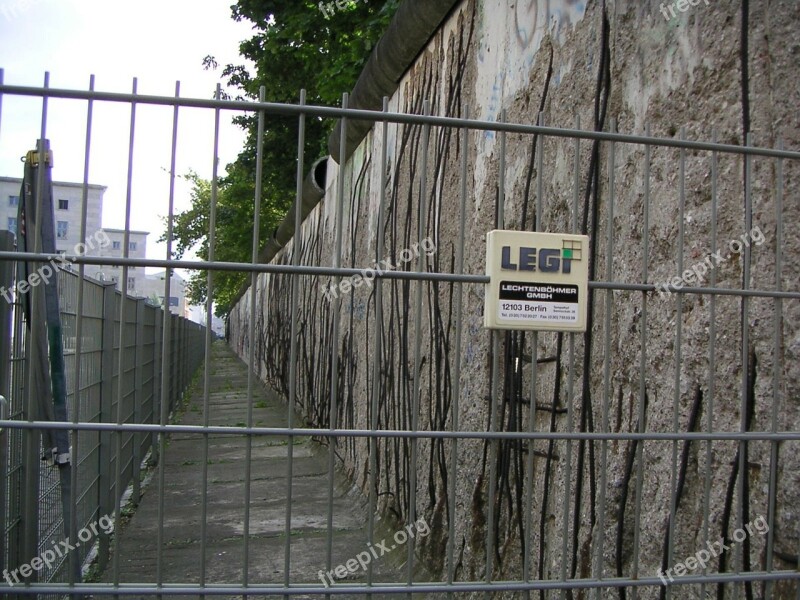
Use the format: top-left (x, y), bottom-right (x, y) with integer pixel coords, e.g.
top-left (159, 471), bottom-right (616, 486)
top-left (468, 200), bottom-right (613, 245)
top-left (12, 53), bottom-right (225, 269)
top-left (0, 76), bottom-right (798, 598)
top-left (0, 244), bottom-right (205, 597)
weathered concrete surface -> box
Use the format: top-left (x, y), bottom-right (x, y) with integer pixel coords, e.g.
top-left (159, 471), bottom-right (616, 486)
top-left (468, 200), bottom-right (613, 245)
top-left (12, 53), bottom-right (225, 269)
top-left (229, 1), bottom-right (800, 598)
top-left (100, 341), bottom-right (428, 599)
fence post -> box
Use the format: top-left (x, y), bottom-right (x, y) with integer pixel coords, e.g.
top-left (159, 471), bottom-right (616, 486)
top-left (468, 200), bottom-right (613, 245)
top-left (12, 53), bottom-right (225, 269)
top-left (151, 306), bottom-right (162, 461)
top-left (170, 313), bottom-right (177, 411)
top-left (180, 317), bottom-right (186, 394)
top-left (132, 298), bottom-right (145, 505)
top-left (0, 230), bottom-right (13, 580)
top-left (96, 282), bottom-right (116, 571)
top-left (0, 230), bottom-right (12, 412)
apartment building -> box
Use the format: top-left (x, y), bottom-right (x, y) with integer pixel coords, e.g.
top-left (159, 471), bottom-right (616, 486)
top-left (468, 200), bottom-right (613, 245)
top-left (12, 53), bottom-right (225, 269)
top-left (136, 270), bottom-right (189, 318)
top-left (0, 176), bottom-right (149, 295)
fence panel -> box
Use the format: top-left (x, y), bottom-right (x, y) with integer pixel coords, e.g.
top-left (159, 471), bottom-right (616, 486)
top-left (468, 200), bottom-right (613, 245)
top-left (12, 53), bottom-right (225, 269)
top-left (0, 79), bottom-right (797, 599)
top-left (0, 252), bottom-right (205, 596)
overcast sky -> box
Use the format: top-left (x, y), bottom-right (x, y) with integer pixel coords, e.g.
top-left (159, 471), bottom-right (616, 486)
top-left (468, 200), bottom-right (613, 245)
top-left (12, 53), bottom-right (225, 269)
top-left (0, 0), bottom-right (256, 265)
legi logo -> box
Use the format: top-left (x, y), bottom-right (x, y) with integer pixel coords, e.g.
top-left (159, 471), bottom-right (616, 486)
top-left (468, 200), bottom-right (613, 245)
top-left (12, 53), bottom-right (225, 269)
top-left (499, 238), bottom-right (583, 274)
top-left (484, 231), bottom-right (589, 332)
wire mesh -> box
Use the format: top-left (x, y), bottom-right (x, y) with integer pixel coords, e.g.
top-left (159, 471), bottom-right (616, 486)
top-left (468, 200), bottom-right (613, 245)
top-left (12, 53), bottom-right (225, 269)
top-left (0, 77), bottom-right (798, 599)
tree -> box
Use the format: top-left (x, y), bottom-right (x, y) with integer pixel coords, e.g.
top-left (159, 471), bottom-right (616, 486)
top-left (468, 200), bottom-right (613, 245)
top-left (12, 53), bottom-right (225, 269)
top-left (166, 0), bottom-right (399, 316)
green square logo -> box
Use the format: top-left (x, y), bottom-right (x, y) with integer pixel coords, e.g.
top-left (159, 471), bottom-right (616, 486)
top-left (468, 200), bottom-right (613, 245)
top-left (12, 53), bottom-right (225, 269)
top-left (562, 240), bottom-right (582, 261)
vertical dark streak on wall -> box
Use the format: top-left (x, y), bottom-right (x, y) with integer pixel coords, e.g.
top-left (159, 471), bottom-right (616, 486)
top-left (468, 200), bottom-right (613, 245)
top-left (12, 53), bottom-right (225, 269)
top-left (659, 386), bottom-right (703, 600)
top-left (520, 43), bottom-right (555, 231)
top-left (739, 0), bottom-right (751, 140)
top-left (615, 391), bottom-right (648, 600)
top-left (345, 157), bottom-right (371, 466)
top-left (477, 16), bottom-right (557, 579)
top-left (736, 3), bottom-right (754, 598)
top-left (538, 332), bottom-right (564, 598)
top-left (383, 87), bottom-right (417, 521)
top-left (716, 348), bottom-right (756, 600)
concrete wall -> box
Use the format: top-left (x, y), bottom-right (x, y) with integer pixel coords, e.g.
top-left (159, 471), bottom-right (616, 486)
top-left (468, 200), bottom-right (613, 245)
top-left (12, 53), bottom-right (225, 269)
top-left (230, 0), bottom-right (800, 596)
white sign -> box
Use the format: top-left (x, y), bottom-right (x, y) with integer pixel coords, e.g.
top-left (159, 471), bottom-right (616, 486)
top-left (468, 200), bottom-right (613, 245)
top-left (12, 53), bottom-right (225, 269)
top-left (484, 230), bottom-right (589, 332)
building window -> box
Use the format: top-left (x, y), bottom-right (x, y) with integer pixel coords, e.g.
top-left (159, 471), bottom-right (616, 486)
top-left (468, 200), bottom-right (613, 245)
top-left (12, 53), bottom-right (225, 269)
top-left (56, 221), bottom-right (68, 239)
top-left (129, 241), bottom-right (137, 251)
top-left (127, 277), bottom-right (135, 290)
top-left (8, 195), bottom-right (19, 206)
top-left (7, 217), bottom-right (17, 234)
top-left (112, 241), bottom-right (121, 250)
top-left (58, 199), bottom-right (69, 210)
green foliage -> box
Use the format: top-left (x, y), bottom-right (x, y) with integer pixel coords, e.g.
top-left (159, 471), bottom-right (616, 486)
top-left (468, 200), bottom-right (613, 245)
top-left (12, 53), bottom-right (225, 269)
top-left (168, 0), bottom-right (399, 316)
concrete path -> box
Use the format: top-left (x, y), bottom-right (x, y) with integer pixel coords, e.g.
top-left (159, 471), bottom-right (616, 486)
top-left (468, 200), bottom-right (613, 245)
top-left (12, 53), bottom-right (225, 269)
top-left (100, 341), bottom-right (424, 599)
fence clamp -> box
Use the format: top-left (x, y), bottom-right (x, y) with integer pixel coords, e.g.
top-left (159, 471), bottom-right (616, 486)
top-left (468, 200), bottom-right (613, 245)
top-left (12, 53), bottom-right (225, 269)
top-left (0, 395), bottom-right (7, 433)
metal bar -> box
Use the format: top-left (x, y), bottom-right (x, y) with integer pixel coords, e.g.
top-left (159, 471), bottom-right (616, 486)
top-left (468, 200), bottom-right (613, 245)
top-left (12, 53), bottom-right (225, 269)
top-left (284, 88), bottom-right (306, 586)
top-left (20, 74), bottom-right (50, 592)
top-left (367, 96), bottom-right (390, 589)
top-left (0, 230), bottom-right (12, 399)
top-left (700, 127), bottom-right (720, 599)
top-left (560, 113), bottom-right (580, 600)
top-left (156, 80), bottom-right (180, 599)
top-left (199, 82), bottom-right (222, 595)
top-left (325, 91), bottom-right (349, 599)
top-left (113, 77), bottom-right (139, 600)
top-left (764, 141), bottom-right (783, 597)
top-left (3, 420), bottom-right (800, 442)
top-left (665, 127), bottom-right (688, 600)
top-left (594, 117), bottom-right (615, 596)
top-left (1, 570), bottom-right (799, 596)
top-left (631, 122), bottom-right (651, 600)
top-left (242, 84), bottom-right (266, 594)
top-left (132, 298), bottom-right (145, 505)
top-left (68, 72), bottom-right (95, 598)
top-left (97, 282), bottom-right (116, 572)
top-left (2, 83), bottom-right (800, 159)
top-left (524, 111), bottom-right (545, 592)
top-left (486, 109), bottom-right (506, 596)
top-left (152, 297), bottom-right (162, 462)
top-left (0, 252), bottom-right (795, 300)
top-left (446, 103), bottom-right (469, 594)
top-left (735, 131), bottom-right (755, 599)
top-left (0, 229), bottom-right (12, 583)
top-left (407, 98), bottom-right (431, 594)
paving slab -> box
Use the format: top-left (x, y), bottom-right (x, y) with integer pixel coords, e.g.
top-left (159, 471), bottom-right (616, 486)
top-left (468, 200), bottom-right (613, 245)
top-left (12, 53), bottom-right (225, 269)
top-left (98, 341), bottom-right (428, 599)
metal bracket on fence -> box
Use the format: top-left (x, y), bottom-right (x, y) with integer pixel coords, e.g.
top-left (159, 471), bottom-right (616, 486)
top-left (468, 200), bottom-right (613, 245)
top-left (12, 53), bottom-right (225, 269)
top-left (0, 395), bottom-right (7, 432)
